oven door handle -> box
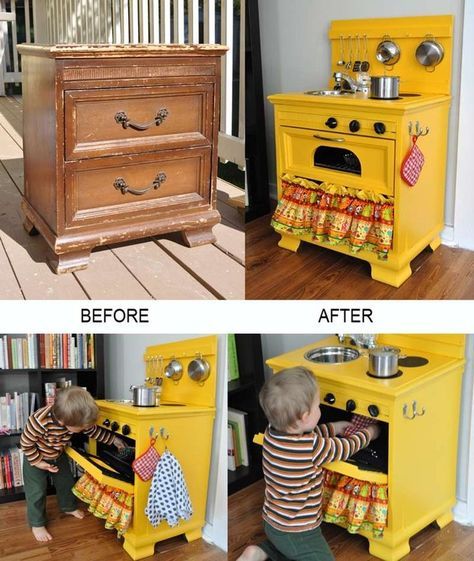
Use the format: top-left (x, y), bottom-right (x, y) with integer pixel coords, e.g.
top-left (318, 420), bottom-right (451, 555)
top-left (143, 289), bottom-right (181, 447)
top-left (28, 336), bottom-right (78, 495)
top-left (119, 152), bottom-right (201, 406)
top-left (313, 134), bottom-right (345, 143)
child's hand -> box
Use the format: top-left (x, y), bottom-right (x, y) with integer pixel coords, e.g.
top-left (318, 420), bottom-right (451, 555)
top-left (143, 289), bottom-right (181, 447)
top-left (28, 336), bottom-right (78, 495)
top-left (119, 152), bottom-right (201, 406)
top-left (113, 436), bottom-right (126, 450)
top-left (35, 460), bottom-right (59, 473)
top-left (366, 424), bottom-right (381, 440)
top-left (332, 421), bottom-right (351, 436)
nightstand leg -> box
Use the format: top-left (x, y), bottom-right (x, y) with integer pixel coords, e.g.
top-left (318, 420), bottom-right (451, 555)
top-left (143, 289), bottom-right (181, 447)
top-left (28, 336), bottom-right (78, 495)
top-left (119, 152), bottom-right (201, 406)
top-left (429, 235), bottom-right (442, 252)
top-left (185, 528), bottom-right (202, 542)
top-left (369, 539), bottom-right (410, 561)
top-left (23, 216), bottom-right (38, 236)
top-left (181, 227), bottom-right (217, 247)
top-left (47, 248), bottom-right (92, 274)
top-left (278, 233), bottom-right (301, 252)
top-left (370, 264), bottom-right (412, 288)
top-left (434, 510), bottom-right (453, 529)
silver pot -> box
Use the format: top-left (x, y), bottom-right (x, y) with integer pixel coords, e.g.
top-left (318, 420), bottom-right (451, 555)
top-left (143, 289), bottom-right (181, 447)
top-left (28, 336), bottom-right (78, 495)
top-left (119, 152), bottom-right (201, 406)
top-left (188, 358), bottom-right (210, 383)
top-left (370, 76), bottom-right (400, 99)
top-left (368, 346), bottom-right (404, 378)
top-left (164, 359), bottom-right (183, 381)
top-left (130, 384), bottom-right (159, 406)
top-left (416, 38), bottom-right (444, 69)
top-left (375, 39), bottom-right (400, 66)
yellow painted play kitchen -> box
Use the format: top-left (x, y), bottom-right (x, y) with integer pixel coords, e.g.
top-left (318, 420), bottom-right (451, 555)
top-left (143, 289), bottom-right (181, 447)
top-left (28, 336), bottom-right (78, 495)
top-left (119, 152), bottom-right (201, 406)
top-left (66, 335), bottom-right (218, 560)
top-left (269, 16), bottom-right (453, 287)
top-left (255, 334), bottom-right (466, 561)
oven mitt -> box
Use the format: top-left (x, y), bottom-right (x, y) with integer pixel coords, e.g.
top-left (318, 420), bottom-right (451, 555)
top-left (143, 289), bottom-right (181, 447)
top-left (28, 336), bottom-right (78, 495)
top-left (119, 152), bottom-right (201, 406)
top-left (344, 414), bottom-right (378, 436)
top-left (401, 135), bottom-right (425, 186)
top-left (132, 438), bottom-right (160, 481)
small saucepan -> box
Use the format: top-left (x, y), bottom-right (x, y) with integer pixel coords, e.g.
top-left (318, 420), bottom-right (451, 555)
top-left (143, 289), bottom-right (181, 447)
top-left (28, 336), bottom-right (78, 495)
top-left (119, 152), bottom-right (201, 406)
top-left (188, 357), bottom-right (211, 383)
top-left (370, 76), bottom-right (400, 99)
top-left (416, 37), bottom-right (444, 71)
top-left (367, 346), bottom-right (406, 378)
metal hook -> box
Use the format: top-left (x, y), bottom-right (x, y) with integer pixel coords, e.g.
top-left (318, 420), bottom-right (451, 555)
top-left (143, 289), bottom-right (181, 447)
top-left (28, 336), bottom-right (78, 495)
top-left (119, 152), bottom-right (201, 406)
top-left (403, 401), bottom-right (426, 420)
top-left (160, 427), bottom-right (170, 440)
top-left (413, 400), bottom-right (426, 417)
top-left (403, 403), bottom-right (416, 420)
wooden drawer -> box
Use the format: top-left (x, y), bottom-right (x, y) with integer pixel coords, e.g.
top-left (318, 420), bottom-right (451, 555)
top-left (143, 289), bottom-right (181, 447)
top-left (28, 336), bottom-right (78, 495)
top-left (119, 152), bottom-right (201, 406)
top-left (65, 148), bottom-right (211, 227)
top-left (64, 83), bottom-right (214, 160)
top-left (281, 125), bottom-right (395, 196)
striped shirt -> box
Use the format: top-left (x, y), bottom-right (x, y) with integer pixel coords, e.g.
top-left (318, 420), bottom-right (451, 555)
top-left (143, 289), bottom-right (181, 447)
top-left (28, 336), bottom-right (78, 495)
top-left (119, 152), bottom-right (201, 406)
top-left (262, 423), bottom-right (371, 532)
top-left (20, 405), bottom-right (116, 466)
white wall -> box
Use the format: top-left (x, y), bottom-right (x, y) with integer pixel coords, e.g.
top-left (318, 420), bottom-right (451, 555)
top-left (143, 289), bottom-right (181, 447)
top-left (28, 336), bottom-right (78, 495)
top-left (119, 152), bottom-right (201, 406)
top-left (261, 333), bottom-right (474, 524)
top-left (103, 334), bottom-right (227, 551)
top-left (258, 0), bottom-right (466, 242)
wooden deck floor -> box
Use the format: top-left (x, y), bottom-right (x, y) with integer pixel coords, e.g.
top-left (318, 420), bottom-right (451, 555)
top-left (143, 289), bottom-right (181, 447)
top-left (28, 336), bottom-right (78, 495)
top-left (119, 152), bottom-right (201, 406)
top-left (0, 95), bottom-right (244, 300)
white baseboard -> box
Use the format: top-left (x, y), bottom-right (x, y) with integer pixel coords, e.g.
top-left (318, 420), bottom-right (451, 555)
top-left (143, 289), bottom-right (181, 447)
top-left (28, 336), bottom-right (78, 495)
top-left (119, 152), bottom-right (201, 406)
top-left (441, 225), bottom-right (458, 247)
top-left (454, 499), bottom-right (474, 526)
top-left (203, 524), bottom-right (227, 552)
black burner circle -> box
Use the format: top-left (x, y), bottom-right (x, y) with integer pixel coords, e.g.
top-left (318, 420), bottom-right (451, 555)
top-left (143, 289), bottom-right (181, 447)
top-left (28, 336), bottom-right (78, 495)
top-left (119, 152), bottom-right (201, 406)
top-left (367, 370), bottom-right (403, 379)
top-left (398, 356), bottom-right (429, 367)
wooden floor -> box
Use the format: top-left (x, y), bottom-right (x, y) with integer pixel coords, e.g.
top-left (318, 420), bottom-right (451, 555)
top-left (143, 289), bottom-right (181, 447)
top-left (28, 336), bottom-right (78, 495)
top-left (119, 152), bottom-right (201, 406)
top-left (0, 495), bottom-right (226, 561)
top-left (0, 95), bottom-right (244, 300)
top-left (246, 212), bottom-right (474, 299)
top-left (229, 479), bottom-right (474, 561)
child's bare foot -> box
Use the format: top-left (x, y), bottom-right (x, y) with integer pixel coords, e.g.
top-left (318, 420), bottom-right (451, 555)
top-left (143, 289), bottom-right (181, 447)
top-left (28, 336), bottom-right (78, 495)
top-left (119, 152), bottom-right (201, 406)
top-left (32, 526), bottom-right (52, 542)
top-left (237, 545), bottom-right (268, 561)
top-left (65, 509), bottom-right (85, 519)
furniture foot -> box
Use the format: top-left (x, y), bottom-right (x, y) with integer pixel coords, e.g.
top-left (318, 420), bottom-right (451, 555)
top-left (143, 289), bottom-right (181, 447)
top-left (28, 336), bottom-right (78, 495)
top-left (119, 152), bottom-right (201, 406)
top-left (429, 235), bottom-right (442, 252)
top-left (47, 248), bottom-right (92, 274)
top-left (122, 539), bottom-right (155, 561)
top-left (23, 216), bottom-right (38, 236)
top-left (369, 539), bottom-right (410, 561)
top-left (181, 227), bottom-right (217, 247)
top-left (434, 510), bottom-right (453, 529)
top-left (278, 233), bottom-right (301, 252)
top-left (370, 264), bottom-right (412, 288)
top-left (185, 528), bottom-right (202, 542)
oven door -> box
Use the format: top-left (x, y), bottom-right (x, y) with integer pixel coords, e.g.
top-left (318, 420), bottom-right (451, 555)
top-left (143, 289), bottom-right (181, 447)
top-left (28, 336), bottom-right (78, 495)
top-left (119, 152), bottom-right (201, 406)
top-left (280, 126), bottom-right (395, 196)
top-left (66, 446), bottom-right (134, 494)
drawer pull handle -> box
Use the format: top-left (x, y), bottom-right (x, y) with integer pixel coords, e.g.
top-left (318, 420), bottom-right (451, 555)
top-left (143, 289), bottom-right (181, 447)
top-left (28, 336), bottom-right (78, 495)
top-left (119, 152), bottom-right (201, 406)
top-left (313, 134), bottom-right (345, 143)
top-left (114, 172), bottom-right (167, 196)
top-left (114, 108), bottom-right (169, 131)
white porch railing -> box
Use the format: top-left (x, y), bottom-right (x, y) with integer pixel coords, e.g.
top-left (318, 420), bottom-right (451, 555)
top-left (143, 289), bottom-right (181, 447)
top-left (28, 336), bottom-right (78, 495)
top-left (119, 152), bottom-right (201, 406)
top-left (0, 0), bottom-right (244, 169)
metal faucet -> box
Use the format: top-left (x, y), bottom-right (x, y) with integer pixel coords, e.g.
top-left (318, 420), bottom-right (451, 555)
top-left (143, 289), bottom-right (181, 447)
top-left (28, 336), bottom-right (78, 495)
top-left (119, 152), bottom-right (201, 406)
top-left (333, 72), bottom-right (359, 92)
top-left (337, 334), bottom-right (378, 349)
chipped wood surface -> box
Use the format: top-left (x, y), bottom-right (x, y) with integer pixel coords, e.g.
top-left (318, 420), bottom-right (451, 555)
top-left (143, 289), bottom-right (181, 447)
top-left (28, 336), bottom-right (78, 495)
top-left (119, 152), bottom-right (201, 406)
top-left (0, 96), bottom-right (244, 300)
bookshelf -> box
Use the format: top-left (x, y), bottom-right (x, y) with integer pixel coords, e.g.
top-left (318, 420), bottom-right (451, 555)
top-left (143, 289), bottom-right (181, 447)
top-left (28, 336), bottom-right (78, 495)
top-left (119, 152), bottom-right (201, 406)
top-left (0, 334), bottom-right (105, 504)
top-left (228, 334), bottom-right (266, 495)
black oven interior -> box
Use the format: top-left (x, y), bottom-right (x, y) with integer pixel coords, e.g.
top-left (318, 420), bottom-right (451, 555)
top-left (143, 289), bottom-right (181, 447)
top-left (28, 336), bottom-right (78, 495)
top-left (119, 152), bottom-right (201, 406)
top-left (314, 146), bottom-right (362, 175)
top-left (319, 404), bottom-right (388, 474)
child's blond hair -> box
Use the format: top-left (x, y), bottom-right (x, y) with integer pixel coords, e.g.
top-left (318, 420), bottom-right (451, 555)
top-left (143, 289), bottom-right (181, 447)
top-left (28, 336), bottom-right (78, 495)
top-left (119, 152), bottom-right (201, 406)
top-left (259, 367), bottom-right (318, 431)
top-left (53, 386), bottom-right (99, 427)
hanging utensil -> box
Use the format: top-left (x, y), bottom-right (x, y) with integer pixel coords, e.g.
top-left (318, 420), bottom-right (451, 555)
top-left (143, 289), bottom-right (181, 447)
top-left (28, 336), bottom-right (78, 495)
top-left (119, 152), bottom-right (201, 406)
top-left (164, 359), bottom-right (183, 381)
top-left (376, 36), bottom-right (400, 69)
top-left (352, 35), bottom-right (361, 72)
top-left (346, 36), bottom-right (353, 69)
top-left (337, 35), bottom-right (345, 66)
top-left (415, 35), bottom-right (444, 72)
top-left (361, 34), bottom-right (370, 72)
top-left (188, 356), bottom-right (211, 383)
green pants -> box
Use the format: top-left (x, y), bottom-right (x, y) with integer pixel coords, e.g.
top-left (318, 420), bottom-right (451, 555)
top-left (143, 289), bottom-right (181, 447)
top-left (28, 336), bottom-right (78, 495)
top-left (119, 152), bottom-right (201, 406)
top-left (23, 453), bottom-right (77, 527)
top-left (259, 521), bottom-right (335, 561)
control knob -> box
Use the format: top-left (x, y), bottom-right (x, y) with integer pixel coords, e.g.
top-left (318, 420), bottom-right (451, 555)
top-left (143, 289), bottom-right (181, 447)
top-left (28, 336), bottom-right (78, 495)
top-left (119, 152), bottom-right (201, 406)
top-left (368, 405), bottom-right (380, 418)
top-left (325, 117), bottom-right (338, 129)
top-left (349, 120), bottom-right (360, 133)
top-left (122, 424), bottom-right (131, 436)
top-left (374, 122), bottom-right (386, 135)
top-left (102, 419), bottom-right (110, 427)
top-left (111, 421), bottom-right (120, 432)
top-left (324, 393), bottom-right (336, 404)
top-left (346, 399), bottom-right (357, 412)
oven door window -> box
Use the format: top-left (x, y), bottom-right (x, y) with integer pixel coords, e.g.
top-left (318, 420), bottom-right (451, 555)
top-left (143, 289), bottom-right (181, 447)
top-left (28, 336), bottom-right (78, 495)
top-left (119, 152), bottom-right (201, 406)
top-left (314, 146), bottom-right (361, 175)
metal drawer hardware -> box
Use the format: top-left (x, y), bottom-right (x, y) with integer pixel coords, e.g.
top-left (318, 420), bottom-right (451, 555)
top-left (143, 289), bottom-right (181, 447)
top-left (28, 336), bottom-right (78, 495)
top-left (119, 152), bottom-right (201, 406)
top-left (403, 400), bottom-right (426, 420)
top-left (314, 134), bottom-right (345, 143)
top-left (114, 108), bottom-right (169, 131)
top-left (114, 172), bottom-right (167, 196)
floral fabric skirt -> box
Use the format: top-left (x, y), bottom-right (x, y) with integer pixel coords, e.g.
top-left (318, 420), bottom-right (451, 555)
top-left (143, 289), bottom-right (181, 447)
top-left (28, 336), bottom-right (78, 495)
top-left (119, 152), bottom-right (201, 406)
top-left (73, 473), bottom-right (134, 536)
top-left (322, 470), bottom-right (388, 537)
top-left (271, 175), bottom-right (394, 259)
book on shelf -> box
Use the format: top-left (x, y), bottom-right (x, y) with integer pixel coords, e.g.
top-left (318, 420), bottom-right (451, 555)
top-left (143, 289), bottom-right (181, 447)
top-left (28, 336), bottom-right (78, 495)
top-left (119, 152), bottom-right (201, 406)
top-left (228, 424), bottom-right (236, 471)
top-left (228, 335), bottom-right (240, 382)
top-left (0, 392), bottom-right (38, 432)
top-left (39, 334), bottom-right (95, 369)
top-left (0, 335), bottom-right (38, 370)
top-left (228, 408), bottom-right (249, 467)
top-left (0, 447), bottom-right (24, 490)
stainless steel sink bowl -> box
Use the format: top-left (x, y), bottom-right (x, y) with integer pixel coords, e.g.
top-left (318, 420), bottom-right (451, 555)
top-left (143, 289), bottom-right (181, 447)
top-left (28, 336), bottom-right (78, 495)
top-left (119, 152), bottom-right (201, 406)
top-left (304, 346), bottom-right (360, 363)
top-left (304, 90), bottom-right (355, 96)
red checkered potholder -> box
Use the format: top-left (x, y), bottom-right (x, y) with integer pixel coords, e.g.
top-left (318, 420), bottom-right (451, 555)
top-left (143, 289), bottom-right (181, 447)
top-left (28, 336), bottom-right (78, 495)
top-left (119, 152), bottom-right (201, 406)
top-left (344, 414), bottom-right (378, 436)
top-left (132, 438), bottom-right (160, 481)
top-left (401, 135), bottom-right (425, 186)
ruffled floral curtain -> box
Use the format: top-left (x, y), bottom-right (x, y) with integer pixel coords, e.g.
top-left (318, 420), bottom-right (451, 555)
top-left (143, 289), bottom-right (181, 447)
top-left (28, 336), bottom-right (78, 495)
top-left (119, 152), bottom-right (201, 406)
top-left (271, 174), bottom-right (394, 259)
top-left (322, 471), bottom-right (388, 537)
top-left (73, 473), bottom-right (134, 536)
